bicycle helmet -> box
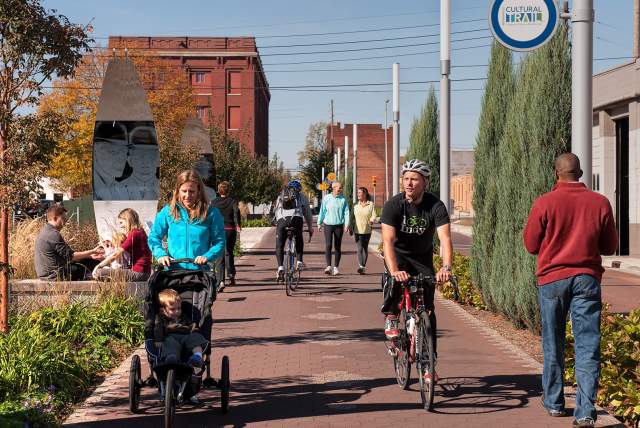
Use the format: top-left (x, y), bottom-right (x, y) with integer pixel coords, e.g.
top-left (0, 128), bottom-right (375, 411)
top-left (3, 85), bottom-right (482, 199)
top-left (287, 179), bottom-right (302, 191)
top-left (401, 159), bottom-right (431, 179)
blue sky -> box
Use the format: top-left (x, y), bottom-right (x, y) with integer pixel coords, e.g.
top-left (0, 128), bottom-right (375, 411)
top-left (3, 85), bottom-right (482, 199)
top-left (44, 0), bottom-right (634, 170)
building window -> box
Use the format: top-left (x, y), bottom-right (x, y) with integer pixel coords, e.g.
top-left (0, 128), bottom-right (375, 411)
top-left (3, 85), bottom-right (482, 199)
top-left (196, 106), bottom-right (209, 120)
top-left (228, 106), bottom-right (240, 130)
top-left (193, 72), bottom-right (206, 84)
top-left (228, 71), bottom-right (241, 95)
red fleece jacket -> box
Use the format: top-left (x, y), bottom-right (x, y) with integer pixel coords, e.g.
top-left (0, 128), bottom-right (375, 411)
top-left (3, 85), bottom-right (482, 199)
top-left (523, 182), bottom-right (618, 285)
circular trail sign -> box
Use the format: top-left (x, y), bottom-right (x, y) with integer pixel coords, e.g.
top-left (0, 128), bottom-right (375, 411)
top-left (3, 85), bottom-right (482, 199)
top-left (489, 0), bottom-right (559, 51)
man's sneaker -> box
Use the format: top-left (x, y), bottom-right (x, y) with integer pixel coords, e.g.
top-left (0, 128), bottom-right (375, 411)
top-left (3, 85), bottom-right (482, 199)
top-left (541, 396), bottom-right (566, 417)
top-left (423, 370), bottom-right (439, 384)
top-left (357, 266), bottom-right (365, 275)
top-left (188, 353), bottom-right (203, 368)
top-left (277, 266), bottom-right (284, 281)
top-left (332, 266), bottom-right (339, 276)
top-left (573, 418), bottom-right (595, 427)
top-left (384, 315), bottom-right (399, 340)
top-left (217, 280), bottom-right (225, 293)
top-left (296, 261), bottom-right (304, 271)
top-left (324, 266), bottom-right (332, 275)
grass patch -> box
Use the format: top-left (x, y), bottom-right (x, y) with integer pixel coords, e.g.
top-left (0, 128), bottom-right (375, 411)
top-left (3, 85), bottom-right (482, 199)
top-left (241, 217), bottom-right (272, 228)
top-left (0, 295), bottom-right (143, 426)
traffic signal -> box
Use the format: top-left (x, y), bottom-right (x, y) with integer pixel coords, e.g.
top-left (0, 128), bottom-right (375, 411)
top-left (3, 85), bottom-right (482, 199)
top-left (372, 175), bottom-right (377, 187)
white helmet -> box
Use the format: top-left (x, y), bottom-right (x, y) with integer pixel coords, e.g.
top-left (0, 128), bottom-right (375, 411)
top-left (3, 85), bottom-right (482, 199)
top-left (402, 159), bottom-right (431, 179)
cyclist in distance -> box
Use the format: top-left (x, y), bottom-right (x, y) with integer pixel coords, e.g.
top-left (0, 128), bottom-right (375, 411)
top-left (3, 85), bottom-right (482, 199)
top-left (380, 159), bottom-right (453, 376)
top-left (274, 179), bottom-right (313, 281)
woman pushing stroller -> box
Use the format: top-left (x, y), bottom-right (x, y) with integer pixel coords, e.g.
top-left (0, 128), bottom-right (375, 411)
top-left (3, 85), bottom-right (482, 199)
top-left (148, 169), bottom-right (225, 270)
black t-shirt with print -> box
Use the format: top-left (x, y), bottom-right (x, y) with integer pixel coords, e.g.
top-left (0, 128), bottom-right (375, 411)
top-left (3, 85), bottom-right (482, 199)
top-left (380, 192), bottom-right (450, 275)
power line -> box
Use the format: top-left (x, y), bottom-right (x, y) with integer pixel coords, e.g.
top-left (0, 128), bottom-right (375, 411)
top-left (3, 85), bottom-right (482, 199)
top-left (90, 9), bottom-right (486, 39)
top-left (90, 29), bottom-right (489, 53)
top-left (257, 35), bottom-right (493, 57)
top-left (263, 42), bottom-right (492, 66)
top-left (43, 77), bottom-right (486, 92)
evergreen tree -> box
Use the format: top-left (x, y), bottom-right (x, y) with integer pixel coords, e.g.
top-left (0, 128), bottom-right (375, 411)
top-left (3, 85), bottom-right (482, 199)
top-left (488, 25), bottom-right (571, 331)
top-left (471, 42), bottom-right (514, 309)
top-left (406, 86), bottom-right (440, 195)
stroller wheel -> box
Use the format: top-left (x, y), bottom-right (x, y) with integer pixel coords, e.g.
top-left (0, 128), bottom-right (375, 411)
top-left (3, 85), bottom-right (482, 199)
top-left (164, 369), bottom-right (176, 428)
top-left (220, 356), bottom-right (230, 413)
top-left (129, 355), bottom-right (142, 413)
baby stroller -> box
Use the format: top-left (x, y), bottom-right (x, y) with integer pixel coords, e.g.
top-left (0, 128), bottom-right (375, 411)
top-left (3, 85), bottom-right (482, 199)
top-left (128, 258), bottom-right (230, 428)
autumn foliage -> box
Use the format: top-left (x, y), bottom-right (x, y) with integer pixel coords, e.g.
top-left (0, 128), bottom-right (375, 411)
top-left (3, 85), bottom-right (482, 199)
top-left (39, 50), bottom-right (199, 198)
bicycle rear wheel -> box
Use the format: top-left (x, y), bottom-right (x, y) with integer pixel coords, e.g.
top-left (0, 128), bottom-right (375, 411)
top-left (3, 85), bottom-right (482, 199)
top-left (416, 312), bottom-right (436, 411)
top-left (393, 309), bottom-right (411, 390)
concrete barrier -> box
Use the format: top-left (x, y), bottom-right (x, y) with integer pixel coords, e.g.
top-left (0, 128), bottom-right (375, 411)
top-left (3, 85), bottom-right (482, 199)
top-left (9, 279), bottom-right (148, 309)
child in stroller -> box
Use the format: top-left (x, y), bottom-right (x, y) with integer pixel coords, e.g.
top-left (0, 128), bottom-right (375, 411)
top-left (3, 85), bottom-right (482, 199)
top-left (129, 259), bottom-right (229, 425)
top-left (155, 288), bottom-right (207, 368)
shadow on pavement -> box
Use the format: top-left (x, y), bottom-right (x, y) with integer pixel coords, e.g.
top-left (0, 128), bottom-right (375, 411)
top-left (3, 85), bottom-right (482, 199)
top-left (65, 374), bottom-right (548, 427)
top-left (433, 374), bottom-right (539, 415)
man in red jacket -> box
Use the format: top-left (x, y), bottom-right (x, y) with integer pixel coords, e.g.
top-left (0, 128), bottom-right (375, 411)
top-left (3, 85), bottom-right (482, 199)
top-left (524, 153), bottom-right (617, 427)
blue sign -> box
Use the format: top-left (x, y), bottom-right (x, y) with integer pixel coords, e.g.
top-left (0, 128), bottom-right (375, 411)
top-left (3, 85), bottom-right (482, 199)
top-left (489, 0), bottom-right (560, 51)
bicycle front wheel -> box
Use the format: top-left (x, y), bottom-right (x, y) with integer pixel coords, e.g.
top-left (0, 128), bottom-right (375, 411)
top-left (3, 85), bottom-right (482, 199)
top-left (393, 309), bottom-right (411, 390)
top-left (416, 312), bottom-right (436, 411)
top-left (284, 249), bottom-right (292, 296)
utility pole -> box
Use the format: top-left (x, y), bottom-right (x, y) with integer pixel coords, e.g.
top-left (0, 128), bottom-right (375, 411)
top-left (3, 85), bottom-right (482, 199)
top-left (392, 63), bottom-right (400, 195)
top-left (568, 0), bottom-right (594, 188)
top-left (440, 0), bottom-right (451, 213)
top-left (344, 136), bottom-right (349, 186)
top-left (353, 124), bottom-right (358, 204)
top-left (384, 99), bottom-right (390, 201)
top-left (330, 99), bottom-right (334, 152)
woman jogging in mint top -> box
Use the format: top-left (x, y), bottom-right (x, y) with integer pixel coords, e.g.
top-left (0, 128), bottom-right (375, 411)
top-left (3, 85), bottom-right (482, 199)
top-left (317, 181), bottom-right (350, 276)
top-left (148, 169), bottom-right (225, 271)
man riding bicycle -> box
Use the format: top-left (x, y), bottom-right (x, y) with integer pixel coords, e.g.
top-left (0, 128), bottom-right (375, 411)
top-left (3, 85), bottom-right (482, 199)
top-left (381, 159), bottom-right (453, 376)
top-left (274, 180), bottom-right (313, 281)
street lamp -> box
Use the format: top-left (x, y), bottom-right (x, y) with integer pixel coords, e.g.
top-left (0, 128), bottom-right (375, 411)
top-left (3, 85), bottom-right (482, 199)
top-left (384, 99), bottom-right (389, 202)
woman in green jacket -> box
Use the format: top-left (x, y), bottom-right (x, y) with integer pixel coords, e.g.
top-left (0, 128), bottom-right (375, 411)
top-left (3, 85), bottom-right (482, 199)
top-left (353, 187), bottom-right (377, 274)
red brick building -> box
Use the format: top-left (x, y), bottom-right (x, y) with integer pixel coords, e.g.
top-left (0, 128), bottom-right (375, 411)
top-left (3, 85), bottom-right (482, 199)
top-left (108, 36), bottom-right (270, 157)
top-left (328, 122), bottom-right (392, 208)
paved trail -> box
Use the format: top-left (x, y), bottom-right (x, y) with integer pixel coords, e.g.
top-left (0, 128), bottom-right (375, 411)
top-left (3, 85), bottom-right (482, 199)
top-left (65, 228), bottom-right (621, 428)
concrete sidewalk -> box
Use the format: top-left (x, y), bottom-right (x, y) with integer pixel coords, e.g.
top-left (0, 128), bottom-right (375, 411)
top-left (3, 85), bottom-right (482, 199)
top-left (65, 228), bottom-right (622, 427)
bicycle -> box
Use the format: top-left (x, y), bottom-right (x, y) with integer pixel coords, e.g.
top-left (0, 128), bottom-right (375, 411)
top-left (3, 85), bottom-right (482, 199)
top-left (386, 272), bottom-right (459, 411)
top-left (278, 226), bottom-right (312, 296)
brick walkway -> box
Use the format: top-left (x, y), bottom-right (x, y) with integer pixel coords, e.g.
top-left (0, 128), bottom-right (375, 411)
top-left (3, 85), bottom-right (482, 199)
top-left (65, 228), bottom-right (622, 428)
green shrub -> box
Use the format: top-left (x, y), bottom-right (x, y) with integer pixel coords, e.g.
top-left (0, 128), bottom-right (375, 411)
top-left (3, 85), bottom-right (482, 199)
top-left (434, 252), bottom-right (486, 310)
top-left (565, 308), bottom-right (640, 426)
top-left (0, 297), bottom-right (143, 425)
top-left (241, 217), bottom-right (272, 228)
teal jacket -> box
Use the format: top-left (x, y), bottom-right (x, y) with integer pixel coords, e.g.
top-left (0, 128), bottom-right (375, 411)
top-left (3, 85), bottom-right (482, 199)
top-left (317, 194), bottom-right (350, 227)
top-left (148, 204), bottom-right (225, 270)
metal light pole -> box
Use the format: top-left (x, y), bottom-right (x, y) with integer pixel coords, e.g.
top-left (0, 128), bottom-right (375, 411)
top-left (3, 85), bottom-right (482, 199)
top-left (440, 0), bottom-right (451, 213)
top-left (353, 124), bottom-right (358, 204)
top-left (337, 147), bottom-right (341, 180)
top-left (571, 0), bottom-right (594, 188)
top-left (384, 99), bottom-right (390, 201)
top-left (321, 166), bottom-right (325, 198)
top-left (344, 136), bottom-right (349, 186)
top-left (392, 63), bottom-right (400, 195)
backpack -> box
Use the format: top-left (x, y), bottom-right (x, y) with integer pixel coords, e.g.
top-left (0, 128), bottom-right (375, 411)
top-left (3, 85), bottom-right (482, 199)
top-left (281, 187), bottom-right (299, 210)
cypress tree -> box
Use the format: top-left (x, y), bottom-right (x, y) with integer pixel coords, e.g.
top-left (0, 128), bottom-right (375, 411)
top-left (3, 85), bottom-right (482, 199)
top-left (471, 42), bottom-right (514, 309)
top-left (488, 25), bottom-right (571, 331)
top-left (406, 86), bottom-right (440, 196)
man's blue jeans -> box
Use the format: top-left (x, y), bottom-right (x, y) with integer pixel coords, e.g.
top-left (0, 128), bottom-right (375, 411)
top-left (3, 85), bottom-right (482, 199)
top-left (538, 274), bottom-right (601, 421)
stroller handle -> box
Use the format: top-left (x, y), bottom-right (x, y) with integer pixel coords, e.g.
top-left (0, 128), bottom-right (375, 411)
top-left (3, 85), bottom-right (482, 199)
top-left (155, 257), bottom-right (209, 271)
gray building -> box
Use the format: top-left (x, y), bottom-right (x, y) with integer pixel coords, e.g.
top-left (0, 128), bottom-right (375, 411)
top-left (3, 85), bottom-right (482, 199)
top-left (592, 2), bottom-right (640, 256)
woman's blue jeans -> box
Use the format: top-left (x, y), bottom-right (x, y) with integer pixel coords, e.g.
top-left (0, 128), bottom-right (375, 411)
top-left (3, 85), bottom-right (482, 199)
top-left (538, 274), bottom-right (601, 421)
